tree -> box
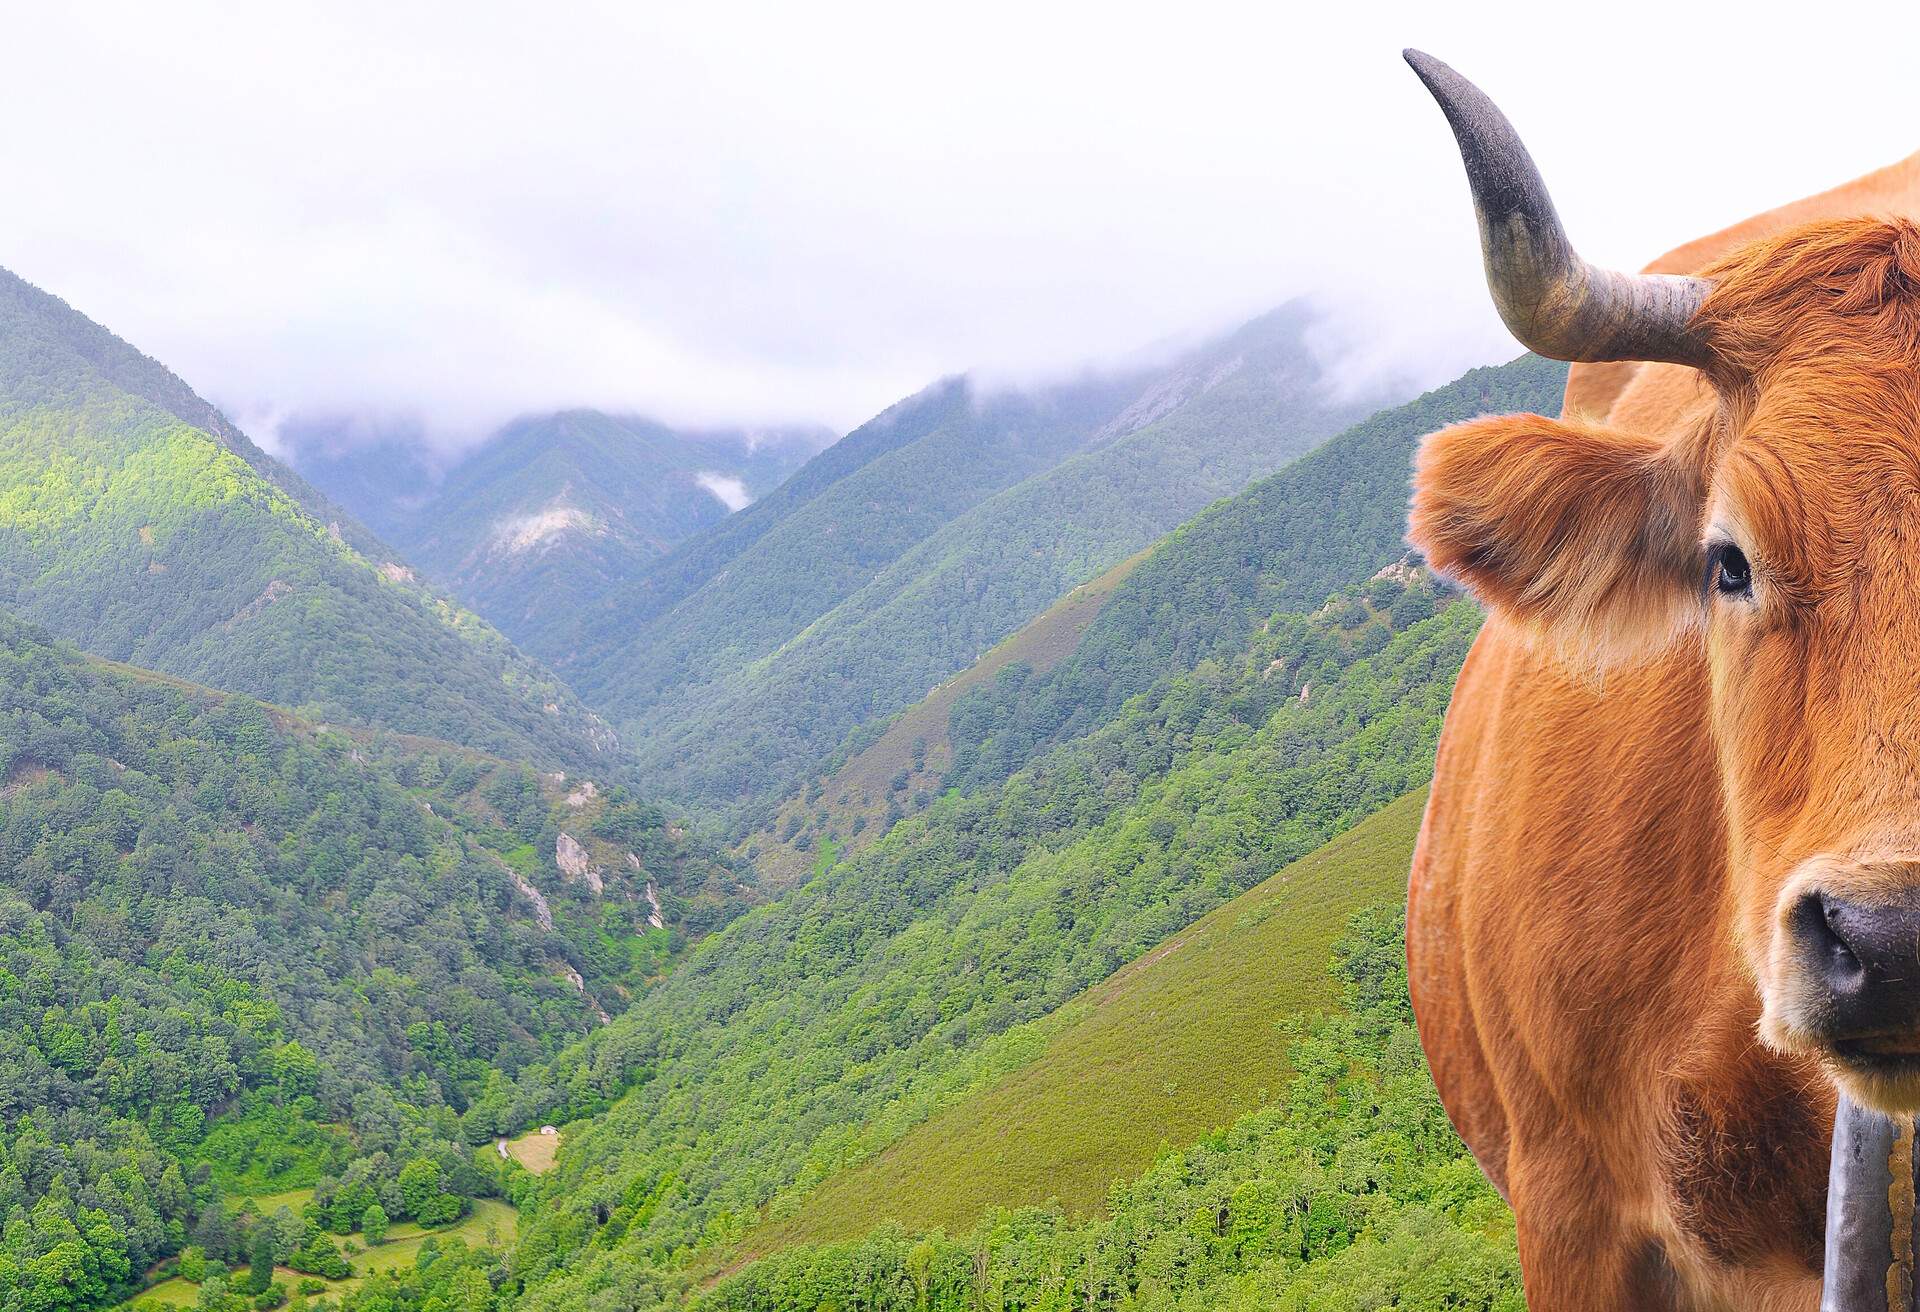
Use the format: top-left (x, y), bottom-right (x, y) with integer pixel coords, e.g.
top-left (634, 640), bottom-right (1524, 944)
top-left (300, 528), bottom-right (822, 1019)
top-left (287, 1234), bottom-right (349, 1280)
top-left (269, 1042), bottom-right (318, 1099)
top-left (397, 1158), bottom-right (441, 1219)
top-left (361, 1204), bottom-right (388, 1246)
top-left (245, 1227), bottom-right (276, 1295)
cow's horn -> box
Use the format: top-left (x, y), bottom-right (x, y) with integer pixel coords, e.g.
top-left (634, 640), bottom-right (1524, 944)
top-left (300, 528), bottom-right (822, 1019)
top-left (1404, 50), bottom-right (1715, 370)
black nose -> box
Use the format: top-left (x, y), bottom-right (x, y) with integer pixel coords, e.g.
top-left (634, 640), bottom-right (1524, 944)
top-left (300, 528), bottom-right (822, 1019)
top-left (1792, 891), bottom-right (1920, 1037)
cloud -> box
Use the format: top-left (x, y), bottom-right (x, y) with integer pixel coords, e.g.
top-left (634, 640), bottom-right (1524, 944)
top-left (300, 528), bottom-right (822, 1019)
top-left (695, 472), bottom-right (753, 512)
top-left (3, 1), bottom-right (1917, 450)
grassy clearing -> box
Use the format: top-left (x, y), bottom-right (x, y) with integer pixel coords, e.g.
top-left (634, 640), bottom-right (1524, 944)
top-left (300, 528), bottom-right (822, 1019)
top-left (741, 789), bottom-right (1426, 1252)
top-left (502, 1127), bottom-right (562, 1173)
top-left (351, 1198), bottom-right (519, 1277)
top-left (236, 1187), bottom-right (317, 1215)
top-left (121, 1199), bottom-right (518, 1309)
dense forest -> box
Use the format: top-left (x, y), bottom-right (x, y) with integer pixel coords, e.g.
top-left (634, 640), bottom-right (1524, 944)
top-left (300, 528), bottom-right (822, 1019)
top-left (484, 573), bottom-right (1478, 1310)
top-left (0, 613), bottom-right (749, 1311)
top-left (0, 267), bottom-right (618, 771)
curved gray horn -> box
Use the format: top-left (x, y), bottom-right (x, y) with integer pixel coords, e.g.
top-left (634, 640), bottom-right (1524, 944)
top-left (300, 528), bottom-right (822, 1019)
top-left (1405, 49), bottom-right (1715, 370)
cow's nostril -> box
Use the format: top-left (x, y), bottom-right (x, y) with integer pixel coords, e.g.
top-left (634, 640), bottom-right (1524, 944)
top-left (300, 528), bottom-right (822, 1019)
top-left (1793, 891), bottom-right (1865, 987)
top-left (1788, 887), bottom-right (1920, 1041)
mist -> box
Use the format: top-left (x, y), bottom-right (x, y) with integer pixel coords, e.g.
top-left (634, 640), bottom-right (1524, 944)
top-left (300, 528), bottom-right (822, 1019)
top-left (6, 1), bottom-right (1919, 451)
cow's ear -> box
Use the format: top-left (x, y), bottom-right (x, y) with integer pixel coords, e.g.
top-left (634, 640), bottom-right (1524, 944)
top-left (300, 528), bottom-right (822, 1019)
top-left (1409, 413), bottom-right (1705, 663)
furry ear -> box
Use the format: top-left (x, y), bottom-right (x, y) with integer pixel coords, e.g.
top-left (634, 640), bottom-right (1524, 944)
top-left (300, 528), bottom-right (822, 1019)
top-left (1409, 413), bottom-right (1706, 662)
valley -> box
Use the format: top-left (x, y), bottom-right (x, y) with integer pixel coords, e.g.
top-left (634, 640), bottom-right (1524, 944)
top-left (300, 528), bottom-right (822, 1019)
top-left (0, 259), bottom-right (1562, 1312)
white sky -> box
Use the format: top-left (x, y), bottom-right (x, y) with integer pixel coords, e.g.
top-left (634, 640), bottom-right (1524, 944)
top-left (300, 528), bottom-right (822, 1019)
top-left (5, 1), bottom-right (1920, 450)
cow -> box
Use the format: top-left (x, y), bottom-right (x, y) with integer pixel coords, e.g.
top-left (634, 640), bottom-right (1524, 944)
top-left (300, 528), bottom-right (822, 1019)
top-left (1403, 51), bottom-right (1920, 1310)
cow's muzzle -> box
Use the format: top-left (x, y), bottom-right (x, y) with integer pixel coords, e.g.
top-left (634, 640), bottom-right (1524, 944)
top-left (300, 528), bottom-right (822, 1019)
top-left (1782, 886), bottom-right (1920, 1096)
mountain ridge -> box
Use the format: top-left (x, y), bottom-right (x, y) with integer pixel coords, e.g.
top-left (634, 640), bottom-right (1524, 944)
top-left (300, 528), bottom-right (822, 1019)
top-left (0, 265), bottom-right (618, 771)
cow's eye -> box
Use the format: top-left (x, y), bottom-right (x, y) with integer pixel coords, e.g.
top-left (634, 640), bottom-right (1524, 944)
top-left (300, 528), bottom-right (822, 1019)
top-left (1708, 543), bottom-right (1753, 598)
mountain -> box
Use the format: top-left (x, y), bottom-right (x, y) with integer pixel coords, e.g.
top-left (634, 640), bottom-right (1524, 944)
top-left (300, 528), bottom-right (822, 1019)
top-left (488, 358), bottom-right (1561, 1312)
top-left (499, 561), bottom-right (1476, 1310)
top-left (266, 415), bottom-right (438, 544)
top-left (746, 551), bottom-right (1149, 886)
top-left (71, 349), bottom-right (1559, 1312)
top-left (564, 305), bottom-right (1383, 823)
top-left (0, 612), bottom-right (753, 1311)
top-left (747, 354), bottom-right (1569, 877)
top-left (0, 267), bottom-right (616, 769)
top-left (937, 353), bottom-right (1569, 798)
top-left (285, 412), bottom-right (826, 652)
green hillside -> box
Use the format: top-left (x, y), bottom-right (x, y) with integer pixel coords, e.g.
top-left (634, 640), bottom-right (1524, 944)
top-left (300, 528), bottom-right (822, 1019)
top-left (749, 354), bottom-right (1561, 877)
top-left (0, 612), bottom-right (749, 1311)
top-left (943, 354), bottom-right (1567, 796)
top-left (288, 411), bottom-right (822, 653)
top-left (493, 567), bottom-right (1475, 1311)
top-left (746, 550), bottom-right (1149, 885)
top-left (563, 372), bottom-right (1146, 708)
top-left (748, 788), bottom-right (1428, 1249)
top-left (705, 904), bottom-right (1519, 1312)
top-left (566, 307), bottom-right (1374, 822)
top-left (0, 267), bottom-right (616, 769)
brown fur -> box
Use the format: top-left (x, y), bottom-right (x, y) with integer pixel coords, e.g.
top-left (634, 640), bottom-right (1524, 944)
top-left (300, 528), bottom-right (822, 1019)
top-left (1412, 168), bottom-right (1920, 1308)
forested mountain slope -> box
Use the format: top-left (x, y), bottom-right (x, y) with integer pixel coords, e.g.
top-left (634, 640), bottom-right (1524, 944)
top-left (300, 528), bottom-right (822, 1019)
top-left (568, 307), bottom-right (1377, 822)
top-left (941, 353), bottom-right (1568, 797)
top-left (0, 613), bottom-right (752, 1311)
top-left (707, 905), bottom-right (1519, 1312)
top-left (492, 567), bottom-right (1476, 1310)
top-left (0, 268), bottom-right (615, 769)
top-left (749, 354), bottom-right (1564, 875)
top-left (748, 788), bottom-right (1429, 1249)
top-left (287, 412), bottom-right (822, 653)
top-left (747, 552), bottom-right (1148, 886)
top-left (562, 368), bottom-right (1155, 725)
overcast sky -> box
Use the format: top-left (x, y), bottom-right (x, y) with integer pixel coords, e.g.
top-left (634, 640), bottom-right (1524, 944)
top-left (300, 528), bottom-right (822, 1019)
top-left (6, 1), bottom-right (1919, 452)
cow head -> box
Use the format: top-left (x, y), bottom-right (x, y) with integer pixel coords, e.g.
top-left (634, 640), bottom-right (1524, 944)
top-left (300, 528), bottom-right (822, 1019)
top-left (1406, 52), bottom-right (1920, 1114)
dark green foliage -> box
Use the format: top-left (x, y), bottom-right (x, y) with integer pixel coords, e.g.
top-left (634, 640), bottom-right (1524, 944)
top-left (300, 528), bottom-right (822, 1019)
top-left (286, 1233), bottom-right (349, 1280)
top-left (566, 307), bottom-right (1376, 823)
top-left (334, 1236), bottom-right (504, 1312)
top-left (0, 265), bottom-right (617, 771)
top-left (0, 614), bottom-right (737, 1310)
top-left (942, 354), bottom-right (1568, 795)
top-left (245, 1229), bottom-right (276, 1294)
top-left (703, 907), bottom-right (1520, 1312)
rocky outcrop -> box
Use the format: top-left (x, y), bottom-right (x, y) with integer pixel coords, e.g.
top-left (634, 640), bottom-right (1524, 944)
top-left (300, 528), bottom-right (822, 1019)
top-left (555, 832), bottom-right (605, 894)
top-left (507, 868), bottom-right (554, 930)
top-left (559, 963), bottom-right (611, 1024)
